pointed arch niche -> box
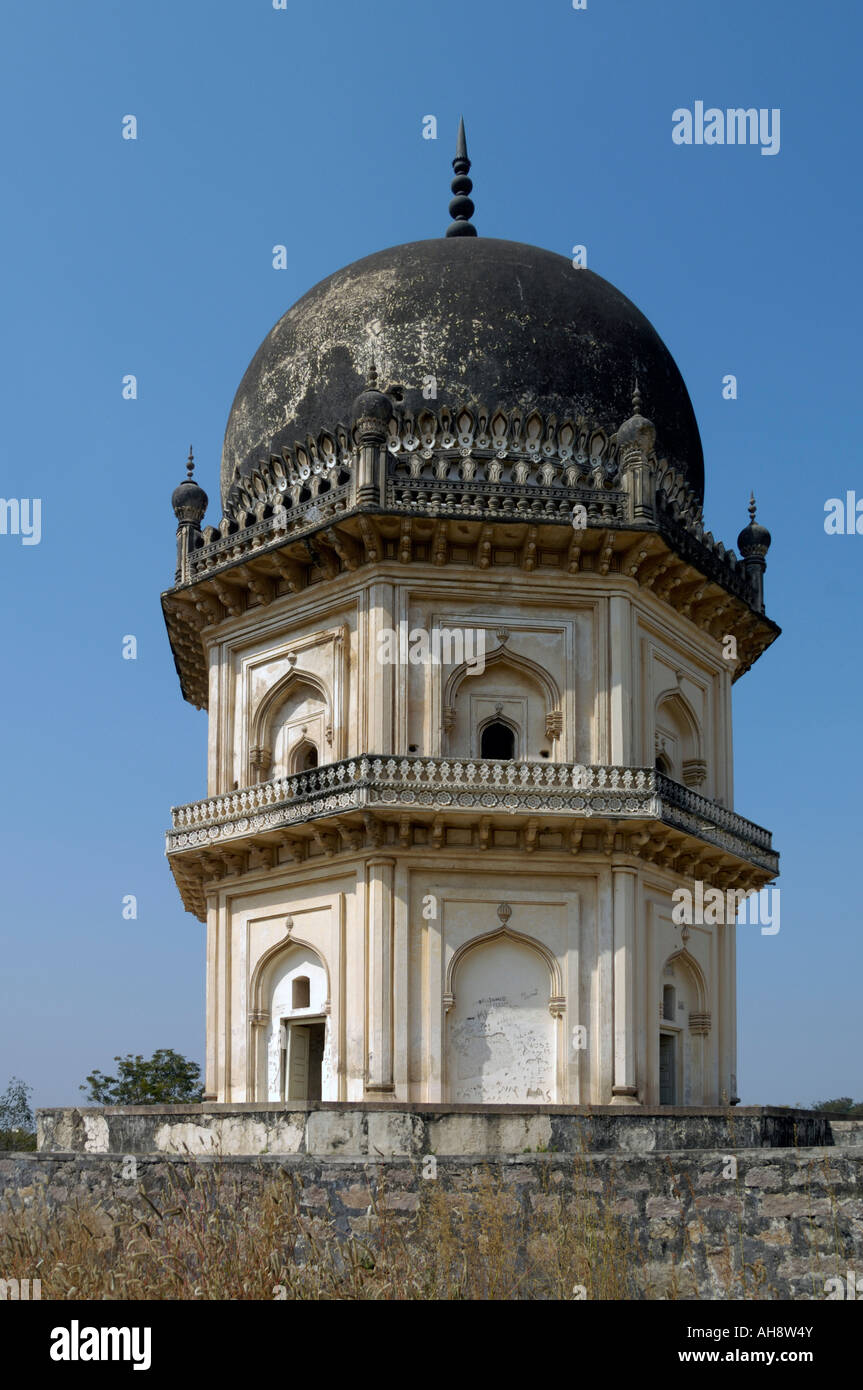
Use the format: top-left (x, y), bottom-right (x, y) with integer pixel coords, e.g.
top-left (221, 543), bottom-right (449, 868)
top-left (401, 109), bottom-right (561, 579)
top-left (654, 688), bottom-right (706, 789)
top-left (443, 916), bottom-right (565, 1103)
top-left (443, 642), bottom-right (564, 762)
top-left (249, 669), bottom-right (331, 783)
top-left (242, 628), bottom-right (346, 787)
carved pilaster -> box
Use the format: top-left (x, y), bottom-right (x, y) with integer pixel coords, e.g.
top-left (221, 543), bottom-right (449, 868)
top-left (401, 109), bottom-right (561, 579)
top-left (610, 865), bottom-right (640, 1105)
top-left (365, 855), bottom-right (396, 1092)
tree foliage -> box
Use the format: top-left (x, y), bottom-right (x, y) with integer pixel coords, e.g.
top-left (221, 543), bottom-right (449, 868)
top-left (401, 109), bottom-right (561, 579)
top-left (81, 1050), bottom-right (203, 1105)
top-left (811, 1096), bottom-right (863, 1117)
top-left (0, 1076), bottom-right (36, 1150)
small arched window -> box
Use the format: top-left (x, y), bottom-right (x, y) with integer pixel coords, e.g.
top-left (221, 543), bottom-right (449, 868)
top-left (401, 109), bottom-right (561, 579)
top-left (480, 721), bottom-right (515, 760)
top-left (290, 740), bottom-right (318, 774)
top-left (655, 754), bottom-right (671, 777)
top-left (663, 985), bottom-right (676, 1022)
top-left (292, 976), bottom-right (310, 1009)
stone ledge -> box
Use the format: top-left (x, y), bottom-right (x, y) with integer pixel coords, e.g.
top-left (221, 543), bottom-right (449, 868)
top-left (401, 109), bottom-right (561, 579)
top-left (35, 1104), bottom-right (833, 1158)
top-left (38, 1102), bottom-right (814, 1117)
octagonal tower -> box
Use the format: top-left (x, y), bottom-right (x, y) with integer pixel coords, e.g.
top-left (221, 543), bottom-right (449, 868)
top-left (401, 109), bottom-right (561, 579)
top-left (162, 127), bottom-right (778, 1108)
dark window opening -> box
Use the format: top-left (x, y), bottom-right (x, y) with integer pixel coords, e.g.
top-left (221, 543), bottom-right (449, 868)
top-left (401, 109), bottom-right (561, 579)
top-left (292, 976), bottom-right (310, 1009)
top-left (481, 721), bottom-right (515, 760)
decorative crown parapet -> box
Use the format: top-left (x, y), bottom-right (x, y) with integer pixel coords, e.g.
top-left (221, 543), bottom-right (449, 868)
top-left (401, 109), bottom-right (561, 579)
top-left (172, 399), bottom-right (767, 638)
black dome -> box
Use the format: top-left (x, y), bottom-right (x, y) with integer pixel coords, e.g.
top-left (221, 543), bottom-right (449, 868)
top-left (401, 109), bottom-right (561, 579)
top-left (221, 237), bottom-right (704, 504)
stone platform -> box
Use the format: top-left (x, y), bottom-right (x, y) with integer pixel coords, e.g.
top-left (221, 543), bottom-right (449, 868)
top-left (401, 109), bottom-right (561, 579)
top-left (5, 1106), bottom-right (857, 1300)
top-left (36, 1102), bottom-right (833, 1158)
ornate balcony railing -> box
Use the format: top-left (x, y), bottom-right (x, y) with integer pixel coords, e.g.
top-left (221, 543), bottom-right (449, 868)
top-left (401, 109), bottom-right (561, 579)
top-left (188, 481), bottom-right (353, 580)
top-left (386, 473), bottom-right (627, 523)
top-left (656, 772), bottom-right (773, 852)
top-left (167, 757), bottom-right (776, 871)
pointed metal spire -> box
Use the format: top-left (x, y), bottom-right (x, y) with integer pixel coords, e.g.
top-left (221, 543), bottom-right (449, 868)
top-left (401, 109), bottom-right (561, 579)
top-left (748, 491), bottom-right (757, 522)
top-left (186, 445), bottom-right (195, 480)
top-left (632, 380), bottom-right (642, 415)
top-left (446, 116), bottom-right (477, 237)
top-left (456, 114), bottom-right (468, 162)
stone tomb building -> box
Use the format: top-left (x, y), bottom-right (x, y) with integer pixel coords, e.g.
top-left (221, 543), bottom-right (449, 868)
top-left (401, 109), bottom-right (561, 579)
top-left (163, 129), bottom-right (778, 1111)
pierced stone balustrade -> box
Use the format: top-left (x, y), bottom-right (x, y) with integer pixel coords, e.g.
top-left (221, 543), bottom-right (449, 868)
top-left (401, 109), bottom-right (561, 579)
top-left (167, 757), bottom-right (777, 873)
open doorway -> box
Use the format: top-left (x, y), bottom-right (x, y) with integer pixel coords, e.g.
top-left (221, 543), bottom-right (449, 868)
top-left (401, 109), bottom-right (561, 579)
top-left (659, 1032), bottom-right (677, 1105)
top-left (283, 1020), bottom-right (326, 1105)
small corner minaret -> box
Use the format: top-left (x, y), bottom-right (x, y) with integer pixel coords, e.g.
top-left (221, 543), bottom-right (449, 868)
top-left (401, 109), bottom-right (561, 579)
top-left (352, 362), bottom-right (393, 506)
top-left (617, 381), bottom-right (657, 523)
top-left (171, 446), bottom-right (208, 583)
top-left (617, 379), bottom-right (656, 454)
top-left (445, 116), bottom-right (477, 237)
top-left (737, 493), bottom-right (772, 614)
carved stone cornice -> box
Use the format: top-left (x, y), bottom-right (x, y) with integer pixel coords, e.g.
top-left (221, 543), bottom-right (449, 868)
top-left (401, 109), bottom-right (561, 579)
top-left (163, 516), bottom-right (779, 713)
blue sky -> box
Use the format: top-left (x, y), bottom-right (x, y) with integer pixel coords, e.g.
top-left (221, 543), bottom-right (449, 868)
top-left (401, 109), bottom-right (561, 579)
top-left (0, 0), bottom-right (859, 1110)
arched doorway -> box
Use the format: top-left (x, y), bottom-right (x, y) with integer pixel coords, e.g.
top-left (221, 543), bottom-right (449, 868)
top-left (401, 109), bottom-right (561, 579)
top-left (265, 945), bottom-right (328, 1104)
top-left (658, 952), bottom-right (708, 1105)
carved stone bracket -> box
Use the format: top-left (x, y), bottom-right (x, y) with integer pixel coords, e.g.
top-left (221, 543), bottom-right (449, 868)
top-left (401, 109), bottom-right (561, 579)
top-left (250, 746), bottom-right (272, 783)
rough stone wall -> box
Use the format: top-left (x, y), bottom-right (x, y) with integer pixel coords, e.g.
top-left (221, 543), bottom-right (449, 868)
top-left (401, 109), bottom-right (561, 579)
top-left (1, 1148), bottom-right (861, 1300)
top-left (831, 1120), bottom-right (863, 1146)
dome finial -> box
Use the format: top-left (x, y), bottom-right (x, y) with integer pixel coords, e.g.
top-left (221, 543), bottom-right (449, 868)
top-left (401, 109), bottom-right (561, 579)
top-left (446, 116), bottom-right (477, 238)
top-left (172, 444), bottom-right (208, 525)
top-left (737, 492), bottom-right (771, 561)
top-left (352, 359), bottom-right (393, 445)
top-left (617, 377), bottom-right (655, 453)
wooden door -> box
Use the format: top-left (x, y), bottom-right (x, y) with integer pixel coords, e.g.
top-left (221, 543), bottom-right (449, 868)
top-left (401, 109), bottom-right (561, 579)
top-left (287, 1025), bottom-right (310, 1103)
top-left (659, 1033), bottom-right (676, 1105)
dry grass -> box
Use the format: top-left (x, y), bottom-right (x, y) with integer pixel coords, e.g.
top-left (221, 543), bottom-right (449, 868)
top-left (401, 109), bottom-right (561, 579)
top-left (0, 1158), bottom-right (651, 1301)
top-left (3, 1152), bottom-right (846, 1301)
